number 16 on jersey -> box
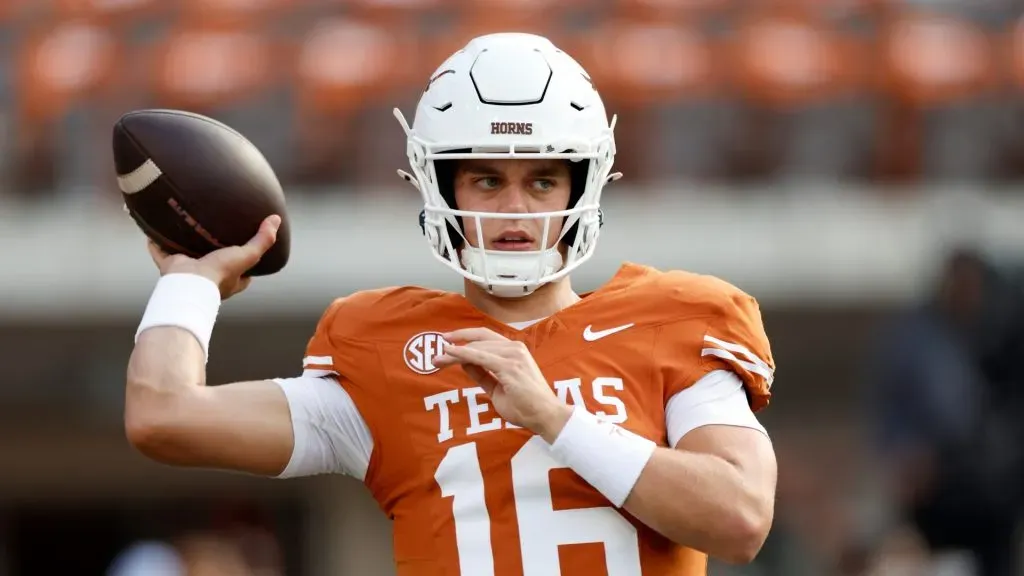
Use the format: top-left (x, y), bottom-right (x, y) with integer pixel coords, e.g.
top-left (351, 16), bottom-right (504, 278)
top-left (435, 436), bottom-right (643, 576)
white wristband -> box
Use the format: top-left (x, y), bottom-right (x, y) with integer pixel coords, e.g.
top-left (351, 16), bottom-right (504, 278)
top-left (135, 273), bottom-right (222, 363)
top-left (548, 407), bottom-right (657, 507)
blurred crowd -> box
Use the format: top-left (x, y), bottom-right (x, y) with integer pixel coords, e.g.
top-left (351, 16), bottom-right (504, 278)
top-left (860, 250), bottom-right (1024, 576)
top-left (105, 504), bottom-right (288, 576)
top-left (108, 531), bottom-right (282, 576)
top-left (3, 0), bottom-right (1024, 201)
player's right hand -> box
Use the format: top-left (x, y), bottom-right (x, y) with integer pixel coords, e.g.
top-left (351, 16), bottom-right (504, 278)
top-left (147, 215), bottom-right (281, 300)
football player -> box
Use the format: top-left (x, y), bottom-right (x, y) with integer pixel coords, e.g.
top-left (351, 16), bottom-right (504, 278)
top-left (126, 33), bottom-right (778, 575)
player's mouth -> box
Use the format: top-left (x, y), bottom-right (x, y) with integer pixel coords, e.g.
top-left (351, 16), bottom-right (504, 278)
top-left (491, 230), bottom-right (536, 251)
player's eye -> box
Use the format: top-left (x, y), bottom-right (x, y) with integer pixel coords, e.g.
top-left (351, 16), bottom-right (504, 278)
top-left (532, 179), bottom-right (556, 192)
top-left (475, 176), bottom-right (501, 190)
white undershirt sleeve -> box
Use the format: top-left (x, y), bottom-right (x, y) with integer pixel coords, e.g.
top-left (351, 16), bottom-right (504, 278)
top-left (665, 369), bottom-right (768, 449)
top-left (272, 370), bottom-right (374, 480)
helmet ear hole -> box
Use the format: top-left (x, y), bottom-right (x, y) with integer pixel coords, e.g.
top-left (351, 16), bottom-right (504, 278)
top-left (434, 156), bottom-right (466, 249)
top-left (434, 158), bottom-right (459, 208)
top-left (561, 158), bottom-right (592, 245)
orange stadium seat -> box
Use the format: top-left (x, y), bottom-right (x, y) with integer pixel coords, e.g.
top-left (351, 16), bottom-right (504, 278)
top-left (142, 20), bottom-right (295, 185)
top-left (745, 0), bottom-right (880, 17)
top-left (326, 0), bottom-right (452, 23)
top-left (880, 10), bottom-right (997, 108)
top-left (15, 20), bottom-right (121, 125)
top-left (12, 19), bottom-right (125, 195)
top-left (147, 23), bottom-right (280, 111)
top-left (0, 0), bottom-right (29, 23)
top-left (290, 17), bottom-right (419, 185)
top-left (566, 19), bottom-right (733, 182)
top-left (728, 7), bottom-right (868, 108)
top-left (725, 6), bottom-right (877, 181)
top-left (180, 0), bottom-right (299, 28)
top-left (609, 0), bottom-right (734, 23)
top-left (293, 17), bottom-right (417, 117)
top-left (458, 0), bottom-right (584, 16)
top-left (573, 19), bottom-right (721, 108)
top-left (451, 0), bottom-right (585, 41)
top-left (50, 0), bottom-right (166, 25)
top-left (878, 10), bottom-right (1002, 181)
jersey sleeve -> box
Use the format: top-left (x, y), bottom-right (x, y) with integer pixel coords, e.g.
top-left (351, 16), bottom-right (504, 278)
top-left (273, 297), bottom-right (380, 480)
top-left (664, 370), bottom-right (767, 447)
top-left (272, 374), bottom-right (373, 479)
top-left (658, 283), bottom-right (775, 412)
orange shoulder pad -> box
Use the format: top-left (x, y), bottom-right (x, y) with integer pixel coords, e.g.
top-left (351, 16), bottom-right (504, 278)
top-left (300, 286), bottom-right (469, 376)
top-left (639, 267), bottom-right (775, 411)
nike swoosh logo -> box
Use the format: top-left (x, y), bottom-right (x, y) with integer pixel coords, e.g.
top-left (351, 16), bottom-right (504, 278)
top-left (583, 323), bottom-right (635, 342)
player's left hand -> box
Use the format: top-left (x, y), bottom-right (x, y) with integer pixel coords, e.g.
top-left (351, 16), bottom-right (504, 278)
top-left (434, 328), bottom-right (572, 442)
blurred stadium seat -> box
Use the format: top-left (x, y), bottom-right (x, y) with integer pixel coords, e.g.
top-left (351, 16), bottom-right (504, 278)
top-left (728, 2), bottom-right (876, 181)
top-left (608, 0), bottom-right (734, 23)
top-left (450, 0), bottom-right (577, 42)
top-left (580, 19), bottom-right (720, 107)
top-left (16, 19), bottom-right (120, 132)
top-left (179, 0), bottom-right (299, 27)
top-left (0, 0), bottom-right (1018, 190)
top-left (145, 19), bottom-right (295, 181)
top-left (459, 0), bottom-right (584, 17)
top-left (51, 0), bottom-right (167, 25)
top-left (880, 9), bottom-right (1006, 181)
top-left (148, 22), bottom-right (278, 111)
top-left (882, 10), bottom-right (997, 109)
top-left (1, 0), bottom-right (37, 26)
top-left (572, 18), bottom-right (734, 181)
top-left (13, 17), bottom-right (123, 195)
top-left (291, 16), bottom-right (421, 184)
top-left (332, 0), bottom-right (452, 25)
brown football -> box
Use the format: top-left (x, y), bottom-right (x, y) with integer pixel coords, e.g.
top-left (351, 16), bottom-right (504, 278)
top-left (112, 109), bottom-right (290, 276)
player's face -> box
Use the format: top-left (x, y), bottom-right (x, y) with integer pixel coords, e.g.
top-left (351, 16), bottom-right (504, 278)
top-left (453, 158), bottom-right (572, 251)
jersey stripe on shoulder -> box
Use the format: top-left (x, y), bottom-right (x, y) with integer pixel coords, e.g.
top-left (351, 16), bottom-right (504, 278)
top-left (303, 355), bottom-right (334, 371)
top-left (302, 368), bottom-right (338, 378)
top-left (701, 335), bottom-right (774, 388)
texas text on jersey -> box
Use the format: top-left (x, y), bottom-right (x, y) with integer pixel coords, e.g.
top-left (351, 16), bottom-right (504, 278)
top-left (276, 263), bottom-right (774, 576)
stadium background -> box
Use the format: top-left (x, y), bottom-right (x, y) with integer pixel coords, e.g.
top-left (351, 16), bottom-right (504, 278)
top-left (1, 0), bottom-right (1024, 574)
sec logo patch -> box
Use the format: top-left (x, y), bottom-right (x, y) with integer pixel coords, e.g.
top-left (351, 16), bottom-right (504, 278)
top-left (404, 331), bottom-right (448, 375)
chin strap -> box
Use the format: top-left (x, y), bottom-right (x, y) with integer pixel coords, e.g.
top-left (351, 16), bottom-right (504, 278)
top-left (460, 246), bottom-right (564, 298)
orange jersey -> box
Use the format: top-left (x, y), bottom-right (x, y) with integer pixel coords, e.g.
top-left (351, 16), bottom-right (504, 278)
top-left (302, 263), bottom-right (774, 576)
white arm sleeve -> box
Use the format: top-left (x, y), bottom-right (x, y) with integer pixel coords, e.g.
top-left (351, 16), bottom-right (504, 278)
top-left (272, 370), bottom-right (374, 480)
top-left (665, 369), bottom-right (768, 448)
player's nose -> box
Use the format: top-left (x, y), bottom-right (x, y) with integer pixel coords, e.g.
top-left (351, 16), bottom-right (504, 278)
top-left (493, 184), bottom-right (529, 214)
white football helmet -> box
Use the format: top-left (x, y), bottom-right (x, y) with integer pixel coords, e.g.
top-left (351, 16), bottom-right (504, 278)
top-left (395, 32), bottom-right (620, 298)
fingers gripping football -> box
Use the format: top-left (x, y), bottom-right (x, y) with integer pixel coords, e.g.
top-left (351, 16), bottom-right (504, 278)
top-left (148, 215), bottom-right (281, 299)
top-left (435, 328), bottom-right (570, 435)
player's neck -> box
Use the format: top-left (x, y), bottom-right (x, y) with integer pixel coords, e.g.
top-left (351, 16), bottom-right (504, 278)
top-left (464, 277), bottom-right (580, 324)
